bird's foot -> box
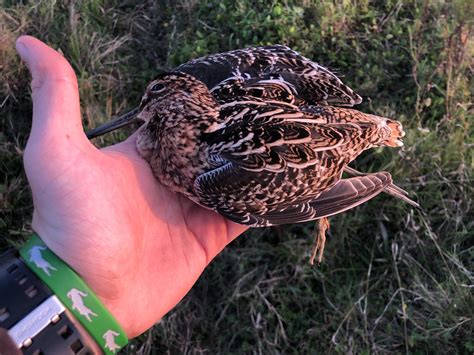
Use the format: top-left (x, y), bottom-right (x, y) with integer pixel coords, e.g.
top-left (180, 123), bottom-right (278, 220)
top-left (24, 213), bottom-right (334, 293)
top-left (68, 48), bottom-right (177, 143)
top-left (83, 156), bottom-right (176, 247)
top-left (310, 217), bottom-right (330, 265)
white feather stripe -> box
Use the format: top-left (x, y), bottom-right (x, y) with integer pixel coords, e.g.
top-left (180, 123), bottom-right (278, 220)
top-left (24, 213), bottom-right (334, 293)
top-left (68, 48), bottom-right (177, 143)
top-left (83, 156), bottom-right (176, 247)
top-left (256, 79), bottom-right (295, 91)
top-left (286, 159), bottom-right (321, 169)
top-left (272, 112), bottom-right (306, 119)
top-left (230, 133), bottom-right (255, 148)
top-left (260, 164), bottom-right (286, 172)
top-left (261, 100), bottom-right (299, 109)
top-left (254, 108), bottom-right (285, 119)
top-left (231, 146), bottom-right (267, 155)
top-left (206, 107), bottom-right (251, 132)
top-left (231, 107), bottom-right (250, 120)
top-left (220, 100), bottom-right (266, 108)
top-left (266, 136), bottom-right (313, 147)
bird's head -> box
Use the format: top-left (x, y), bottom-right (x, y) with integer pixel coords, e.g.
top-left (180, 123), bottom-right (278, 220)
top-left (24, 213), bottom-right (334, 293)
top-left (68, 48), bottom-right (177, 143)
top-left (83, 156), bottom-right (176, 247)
top-left (86, 72), bottom-right (216, 139)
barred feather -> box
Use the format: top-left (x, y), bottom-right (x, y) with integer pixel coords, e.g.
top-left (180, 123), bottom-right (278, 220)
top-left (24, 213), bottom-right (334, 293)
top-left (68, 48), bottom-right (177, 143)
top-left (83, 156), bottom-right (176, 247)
top-left (88, 45), bottom-right (418, 226)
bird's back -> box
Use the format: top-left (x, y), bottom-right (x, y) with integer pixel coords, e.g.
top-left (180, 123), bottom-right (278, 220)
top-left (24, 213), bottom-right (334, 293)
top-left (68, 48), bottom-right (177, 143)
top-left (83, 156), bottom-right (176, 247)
top-left (175, 45), bottom-right (362, 107)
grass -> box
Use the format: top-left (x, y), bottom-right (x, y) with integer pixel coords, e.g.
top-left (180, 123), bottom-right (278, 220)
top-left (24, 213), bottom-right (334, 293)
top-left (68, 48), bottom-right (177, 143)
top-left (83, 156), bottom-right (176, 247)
top-left (1, 0), bottom-right (473, 353)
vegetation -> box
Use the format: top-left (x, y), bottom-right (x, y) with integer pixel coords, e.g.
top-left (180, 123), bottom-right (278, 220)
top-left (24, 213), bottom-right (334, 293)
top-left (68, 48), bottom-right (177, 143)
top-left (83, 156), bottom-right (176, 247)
top-left (1, 0), bottom-right (472, 353)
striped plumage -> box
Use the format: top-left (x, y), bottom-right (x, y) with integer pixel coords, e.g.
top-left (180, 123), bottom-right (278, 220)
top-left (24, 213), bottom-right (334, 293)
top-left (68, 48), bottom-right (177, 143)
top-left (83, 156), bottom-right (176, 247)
top-left (176, 45), bottom-right (361, 106)
top-left (88, 45), bottom-right (418, 230)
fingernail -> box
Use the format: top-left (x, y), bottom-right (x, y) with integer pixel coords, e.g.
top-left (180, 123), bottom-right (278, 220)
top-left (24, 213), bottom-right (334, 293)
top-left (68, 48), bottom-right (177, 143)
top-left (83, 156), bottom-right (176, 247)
top-left (16, 40), bottom-right (29, 61)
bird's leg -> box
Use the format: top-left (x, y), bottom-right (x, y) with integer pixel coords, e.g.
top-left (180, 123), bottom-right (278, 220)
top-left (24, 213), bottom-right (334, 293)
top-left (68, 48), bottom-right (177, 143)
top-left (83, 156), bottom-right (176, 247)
top-left (310, 217), bottom-right (330, 265)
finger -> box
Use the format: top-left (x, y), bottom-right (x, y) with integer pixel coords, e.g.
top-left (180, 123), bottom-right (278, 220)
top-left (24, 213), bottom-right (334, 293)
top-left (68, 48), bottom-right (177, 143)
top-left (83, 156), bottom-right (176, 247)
top-left (16, 36), bottom-right (91, 155)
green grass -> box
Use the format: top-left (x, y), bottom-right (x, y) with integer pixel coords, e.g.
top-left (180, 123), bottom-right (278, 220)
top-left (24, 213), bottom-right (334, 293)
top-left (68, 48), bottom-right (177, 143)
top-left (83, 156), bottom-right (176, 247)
top-left (1, 0), bottom-right (473, 353)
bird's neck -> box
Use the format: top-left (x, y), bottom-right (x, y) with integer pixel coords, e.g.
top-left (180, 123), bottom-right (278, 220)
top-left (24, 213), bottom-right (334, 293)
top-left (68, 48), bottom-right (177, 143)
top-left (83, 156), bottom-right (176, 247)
top-left (136, 96), bottom-right (219, 196)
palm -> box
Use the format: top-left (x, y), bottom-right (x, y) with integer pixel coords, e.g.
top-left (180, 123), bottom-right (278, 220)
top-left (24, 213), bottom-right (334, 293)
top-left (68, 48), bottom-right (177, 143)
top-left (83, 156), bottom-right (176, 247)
top-left (18, 36), bottom-right (246, 337)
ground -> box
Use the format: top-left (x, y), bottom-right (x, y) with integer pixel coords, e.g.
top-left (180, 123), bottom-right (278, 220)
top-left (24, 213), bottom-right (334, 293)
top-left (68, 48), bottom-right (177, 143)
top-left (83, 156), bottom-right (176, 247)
top-left (1, 1), bottom-right (472, 353)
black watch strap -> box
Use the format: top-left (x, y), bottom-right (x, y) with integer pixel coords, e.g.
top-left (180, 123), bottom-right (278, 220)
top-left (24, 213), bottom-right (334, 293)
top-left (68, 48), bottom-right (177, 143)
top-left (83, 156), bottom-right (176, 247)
top-left (0, 249), bottom-right (101, 354)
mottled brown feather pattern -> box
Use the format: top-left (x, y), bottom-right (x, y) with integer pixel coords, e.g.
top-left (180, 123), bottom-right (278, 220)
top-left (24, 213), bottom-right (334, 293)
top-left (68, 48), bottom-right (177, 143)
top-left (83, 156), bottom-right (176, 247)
top-left (91, 45), bottom-right (418, 226)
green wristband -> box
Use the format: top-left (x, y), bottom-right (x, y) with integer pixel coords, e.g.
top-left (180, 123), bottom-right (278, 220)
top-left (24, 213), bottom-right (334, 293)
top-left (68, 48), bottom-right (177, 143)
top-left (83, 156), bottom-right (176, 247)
top-left (19, 234), bottom-right (128, 354)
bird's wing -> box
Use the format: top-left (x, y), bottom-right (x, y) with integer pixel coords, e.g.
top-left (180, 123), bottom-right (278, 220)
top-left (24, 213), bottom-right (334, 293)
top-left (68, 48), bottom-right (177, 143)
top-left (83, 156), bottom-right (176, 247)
top-left (175, 45), bottom-right (362, 107)
top-left (344, 166), bottom-right (420, 208)
top-left (259, 172), bottom-right (393, 225)
top-left (195, 164), bottom-right (392, 226)
top-left (194, 100), bottom-right (385, 226)
top-left (203, 100), bottom-right (366, 173)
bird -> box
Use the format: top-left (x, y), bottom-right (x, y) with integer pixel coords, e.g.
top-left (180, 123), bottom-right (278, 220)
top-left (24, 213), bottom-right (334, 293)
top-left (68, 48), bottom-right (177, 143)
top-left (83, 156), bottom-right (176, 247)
top-left (87, 45), bottom-right (419, 263)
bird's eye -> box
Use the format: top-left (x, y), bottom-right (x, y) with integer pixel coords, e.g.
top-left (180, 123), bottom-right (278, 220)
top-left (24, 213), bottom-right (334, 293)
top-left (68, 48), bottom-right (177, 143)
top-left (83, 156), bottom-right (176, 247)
top-left (151, 83), bottom-right (165, 92)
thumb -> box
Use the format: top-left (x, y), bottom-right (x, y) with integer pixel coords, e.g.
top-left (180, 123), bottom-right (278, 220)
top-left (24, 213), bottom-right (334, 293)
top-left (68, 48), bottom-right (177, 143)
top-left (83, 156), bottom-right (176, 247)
top-left (16, 36), bottom-right (91, 158)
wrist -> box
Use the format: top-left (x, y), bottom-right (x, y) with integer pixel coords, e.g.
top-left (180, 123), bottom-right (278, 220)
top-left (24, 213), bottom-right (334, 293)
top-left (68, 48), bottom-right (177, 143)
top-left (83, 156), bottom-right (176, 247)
top-left (95, 294), bottom-right (138, 339)
top-left (29, 224), bottom-right (144, 338)
top-left (19, 234), bottom-right (129, 353)
top-left (0, 248), bottom-right (101, 354)
top-left (31, 226), bottom-right (167, 339)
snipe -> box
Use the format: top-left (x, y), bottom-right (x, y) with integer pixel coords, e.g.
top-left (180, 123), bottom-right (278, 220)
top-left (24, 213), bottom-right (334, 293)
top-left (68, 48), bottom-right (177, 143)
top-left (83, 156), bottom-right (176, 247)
top-left (87, 45), bottom-right (419, 263)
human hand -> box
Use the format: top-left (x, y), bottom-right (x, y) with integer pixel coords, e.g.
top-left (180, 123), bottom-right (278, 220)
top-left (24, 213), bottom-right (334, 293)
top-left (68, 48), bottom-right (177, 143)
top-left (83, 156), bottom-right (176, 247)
top-left (16, 35), bottom-right (247, 338)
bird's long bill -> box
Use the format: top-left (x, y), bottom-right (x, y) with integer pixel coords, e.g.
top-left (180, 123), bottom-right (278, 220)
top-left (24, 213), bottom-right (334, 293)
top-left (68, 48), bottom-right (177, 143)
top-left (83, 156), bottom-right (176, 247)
top-left (86, 108), bottom-right (140, 139)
